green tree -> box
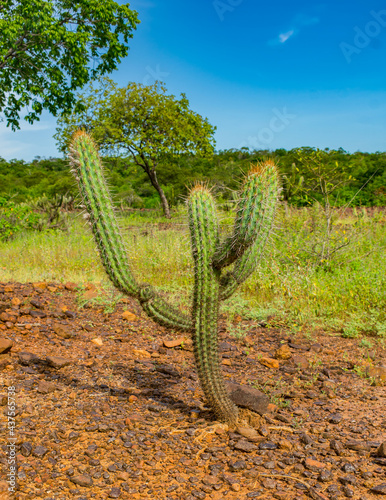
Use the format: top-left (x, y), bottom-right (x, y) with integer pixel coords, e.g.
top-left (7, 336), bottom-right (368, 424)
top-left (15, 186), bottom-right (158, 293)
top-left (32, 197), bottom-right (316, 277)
top-left (0, 0), bottom-right (139, 129)
top-left (56, 79), bottom-right (216, 218)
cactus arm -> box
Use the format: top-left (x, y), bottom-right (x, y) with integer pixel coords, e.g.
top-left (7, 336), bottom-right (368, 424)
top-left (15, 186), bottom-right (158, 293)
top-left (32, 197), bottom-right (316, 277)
top-left (69, 131), bottom-right (193, 331)
top-left (188, 185), bottom-right (239, 424)
top-left (213, 162), bottom-right (279, 270)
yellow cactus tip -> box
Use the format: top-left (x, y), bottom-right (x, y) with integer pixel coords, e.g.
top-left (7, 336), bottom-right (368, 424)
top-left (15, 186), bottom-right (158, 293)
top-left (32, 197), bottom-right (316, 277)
top-left (248, 159), bottom-right (277, 176)
top-left (71, 129), bottom-right (89, 141)
top-left (189, 181), bottom-right (212, 195)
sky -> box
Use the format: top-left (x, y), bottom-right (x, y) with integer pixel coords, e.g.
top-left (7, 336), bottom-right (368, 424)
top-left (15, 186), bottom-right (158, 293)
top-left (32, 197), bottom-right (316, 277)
top-left (1, 0), bottom-right (386, 160)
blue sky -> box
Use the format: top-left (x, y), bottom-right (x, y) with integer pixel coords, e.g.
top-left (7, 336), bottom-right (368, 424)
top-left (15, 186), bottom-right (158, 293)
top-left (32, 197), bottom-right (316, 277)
top-left (1, 0), bottom-right (386, 160)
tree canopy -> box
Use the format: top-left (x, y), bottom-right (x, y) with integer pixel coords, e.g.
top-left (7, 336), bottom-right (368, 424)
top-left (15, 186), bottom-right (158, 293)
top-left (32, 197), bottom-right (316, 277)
top-left (56, 79), bottom-right (217, 217)
top-left (0, 0), bottom-right (139, 129)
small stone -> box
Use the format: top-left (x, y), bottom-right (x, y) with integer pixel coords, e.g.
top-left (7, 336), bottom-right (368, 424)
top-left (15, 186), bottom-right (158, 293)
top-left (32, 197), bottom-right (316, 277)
top-left (236, 426), bottom-right (260, 442)
top-left (37, 380), bottom-right (57, 394)
top-left (222, 359), bottom-right (232, 366)
top-left (132, 349), bottom-right (151, 358)
top-left (46, 356), bottom-right (72, 369)
top-left (11, 297), bottom-right (21, 307)
top-left (367, 366), bottom-right (386, 386)
top-left (259, 356), bottom-right (280, 369)
top-left (342, 485), bottom-right (355, 498)
top-left (275, 344), bottom-right (292, 360)
top-left (227, 382), bottom-right (269, 415)
top-left (163, 338), bottom-right (185, 348)
top-left (310, 343), bottom-right (322, 353)
top-left (292, 354), bottom-right (309, 370)
top-left (230, 483), bottom-right (241, 492)
top-left (52, 322), bottom-right (74, 339)
top-left (318, 469), bottom-right (333, 482)
top-left (339, 475), bottom-right (357, 485)
top-left (370, 484), bottom-right (386, 495)
top-left (258, 441), bottom-right (277, 450)
top-left (278, 439), bottom-right (293, 450)
top-left (70, 474), bottom-right (93, 487)
top-left (65, 282), bottom-right (77, 291)
top-left (32, 445), bottom-right (49, 457)
top-left (91, 337), bottom-right (103, 346)
top-left (122, 311), bottom-right (137, 321)
top-left (0, 338), bottom-right (13, 354)
top-left (109, 487), bottom-right (121, 498)
top-left (377, 443), bottom-right (386, 458)
top-left (330, 439), bottom-right (344, 455)
top-left (342, 463), bottom-right (357, 473)
top-left (30, 299), bottom-right (43, 309)
top-left (345, 440), bottom-right (370, 452)
top-left (21, 442), bottom-right (32, 457)
top-left (304, 458), bottom-right (326, 471)
top-left (18, 352), bottom-right (40, 365)
top-left (229, 460), bottom-right (246, 471)
top-left (329, 413), bottom-right (342, 424)
top-left (234, 440), bottom-right (257, 452)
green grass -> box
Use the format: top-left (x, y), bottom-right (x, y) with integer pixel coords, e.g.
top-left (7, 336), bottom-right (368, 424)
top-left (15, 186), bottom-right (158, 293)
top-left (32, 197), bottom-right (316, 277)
top-left (1, 206), bottom-right (385, 338)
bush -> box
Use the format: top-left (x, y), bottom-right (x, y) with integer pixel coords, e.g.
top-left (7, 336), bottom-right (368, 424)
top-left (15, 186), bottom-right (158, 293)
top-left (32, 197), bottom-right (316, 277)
top-left (0, 197), bottom-right (39, 241)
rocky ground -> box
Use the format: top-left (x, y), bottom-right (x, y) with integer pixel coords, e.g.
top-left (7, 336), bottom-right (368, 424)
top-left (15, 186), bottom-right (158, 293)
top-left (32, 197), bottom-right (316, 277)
top-left (0, 281), bottom-right (385, 500)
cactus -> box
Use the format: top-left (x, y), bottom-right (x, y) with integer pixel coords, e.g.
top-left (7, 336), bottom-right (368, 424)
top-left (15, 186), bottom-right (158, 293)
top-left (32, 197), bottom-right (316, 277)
top-left (69, 131), bottom-right (279, 425)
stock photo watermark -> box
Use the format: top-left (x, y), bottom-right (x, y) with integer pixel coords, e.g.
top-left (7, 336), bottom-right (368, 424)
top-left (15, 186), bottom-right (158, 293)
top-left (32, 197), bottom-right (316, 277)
top-left (213, 0), bottom-right (244, 22)
top-left (239, 107), bottom-right (297, 150)
top-left (340, 10), bottom-right (386, 63)
top-left (143, 65), bottom-right (170, 85)
top-left (6, 385), bottom-right (17, 494)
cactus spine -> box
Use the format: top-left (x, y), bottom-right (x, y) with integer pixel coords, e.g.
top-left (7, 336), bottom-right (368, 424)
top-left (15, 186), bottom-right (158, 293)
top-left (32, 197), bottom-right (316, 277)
top-left (69, 131), bottom-right (279, 425)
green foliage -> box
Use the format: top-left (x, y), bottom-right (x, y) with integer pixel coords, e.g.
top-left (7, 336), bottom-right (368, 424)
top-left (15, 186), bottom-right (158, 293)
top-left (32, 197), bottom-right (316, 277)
top-left (0, 0), bottom-right (139, 129)
top-left (68, 131), bottom-right (279, 424)
top-left (0, 197), bottom-right (39, 241)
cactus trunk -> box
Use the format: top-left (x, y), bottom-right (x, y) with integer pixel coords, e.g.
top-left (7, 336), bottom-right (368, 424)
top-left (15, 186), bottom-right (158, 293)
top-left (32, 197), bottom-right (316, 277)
top-left (69, 131), bottom-right (279, 425)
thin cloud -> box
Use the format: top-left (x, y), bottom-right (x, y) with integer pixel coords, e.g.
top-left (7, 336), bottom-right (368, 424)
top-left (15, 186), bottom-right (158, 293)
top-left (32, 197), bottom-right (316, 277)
top-left (269, 12), bottom-right (320, 46)
top-left (279, 30), bottom-right (295, 44)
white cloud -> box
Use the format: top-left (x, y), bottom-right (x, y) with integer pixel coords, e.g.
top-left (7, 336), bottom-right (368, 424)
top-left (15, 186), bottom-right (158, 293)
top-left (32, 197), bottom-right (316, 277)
top-left (279, 30), bottom-right (295, 43)
top-left (269, 11), bottom-right (321, 46)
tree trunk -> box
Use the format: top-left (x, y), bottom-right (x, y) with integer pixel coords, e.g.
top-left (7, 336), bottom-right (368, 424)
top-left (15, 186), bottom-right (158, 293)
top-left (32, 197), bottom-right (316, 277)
top-left (147, 168), bottom-right (171, 218)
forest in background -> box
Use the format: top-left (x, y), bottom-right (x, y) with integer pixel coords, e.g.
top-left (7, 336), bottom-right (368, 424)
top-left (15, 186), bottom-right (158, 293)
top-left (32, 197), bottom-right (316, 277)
top-left (1, 147), bottom-right (385, 209)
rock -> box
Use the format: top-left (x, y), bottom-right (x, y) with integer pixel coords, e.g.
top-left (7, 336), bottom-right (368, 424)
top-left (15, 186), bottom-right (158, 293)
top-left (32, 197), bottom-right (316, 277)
top-left (65, 282), bottom-right (78, 292)
top-left (18, 352), bottom-right (40, 365)
top-left (30, 310), bottom-right (47, 318)
top-left (52, 322), bottom-right (74, 339)
top-left (310, 343), bottom-right (322, 353)
top-left (122, 311), bottom-right (137, 321)
top-left (163, 338), bottom-right (185, 348)
top-left (367, 365), bottom-right (386, 386)
top-left (278, 439), bottom-right (293, 450)
top-left (292, 354), bottom-right (309, 370)
top-left (30, 299), bottom-right (44, 309)
top-left (227, 382), bottom-right (269, 415)
top-left (37, 380), bottom-right (57, 394)
top-left (21, 442), bottom-right (32, 457)
top-left (259, 357), bottom-right (280, 369)
top-left (11, 297), bottom-right (21, 307)
top-left (91, 337), bottom-right (103, 346)
top-left (329, 413), bottom-right (342, 424)
top-left (318, 469), bottom-right (333, 482)
top-left (70, 474), bottom-right (93, 487)
top-left (229, 460), bottom-right (247, 471)
top-left (234, 440), bottom-right (257, 452)
top-left (346, 440), bottom-right (370, 452)
top-left (304, 458), bottom-right (326, 471)
top-left (32, 445), bottom-right (49, 457)
top-left (330, 439), bottom-right (344, 455)
top-left (46, 356), bottom-right (72, 369)
top-left (0, 338), bottom-right (13, 354)
top-left (377, 443), bottom-right (386, 458)
top-left (275, 344), bottom-right (292, 360)
top-left (370, 484), bottom-right (386, 495)
top-left (109, 487), bottom-right (121, 498)
top-left (132, 349), bottom-right (151, 358)
top-left (258, 441), bottom-right (277, 450)
top-left (236, 426), bottom-right (261, 442)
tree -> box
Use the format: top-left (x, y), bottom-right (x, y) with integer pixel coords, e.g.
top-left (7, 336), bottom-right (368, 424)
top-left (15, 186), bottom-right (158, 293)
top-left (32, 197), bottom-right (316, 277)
top-left (56, 79), bottom-right (216, 218)
top-left (0, 0), bottom-right (139, 130)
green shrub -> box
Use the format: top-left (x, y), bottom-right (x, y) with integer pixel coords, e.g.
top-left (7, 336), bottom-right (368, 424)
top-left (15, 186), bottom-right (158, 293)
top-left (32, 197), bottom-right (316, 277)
top-left (0, 197), bottom-right (39, 241)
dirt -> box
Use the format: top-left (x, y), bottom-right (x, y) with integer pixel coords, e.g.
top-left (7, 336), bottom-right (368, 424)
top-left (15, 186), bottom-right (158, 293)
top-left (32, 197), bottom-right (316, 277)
top-left (0, 281), bottom-right (385, 500)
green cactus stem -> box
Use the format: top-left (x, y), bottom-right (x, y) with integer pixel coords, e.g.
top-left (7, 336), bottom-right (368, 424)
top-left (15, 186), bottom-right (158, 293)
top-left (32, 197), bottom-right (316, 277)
top-left (69, 130), bottom-right (279, 426)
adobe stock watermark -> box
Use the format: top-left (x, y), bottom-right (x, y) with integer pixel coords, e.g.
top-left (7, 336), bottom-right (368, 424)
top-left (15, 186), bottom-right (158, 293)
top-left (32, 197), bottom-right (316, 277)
top-left (213, 0), bottom-right (244, 22)
top-left (6, 385), bottom-right (17, 494)
top-left (238, 107), bottom-right (297, 150)
top-left (340, 10), bottom-right (386, 63)
top-left (143, 65), bottom-right (170, 86)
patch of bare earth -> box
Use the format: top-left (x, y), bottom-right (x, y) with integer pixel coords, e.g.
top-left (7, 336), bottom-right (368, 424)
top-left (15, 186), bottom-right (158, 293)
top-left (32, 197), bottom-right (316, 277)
top-left (0, 282), bottom-right (385, 500)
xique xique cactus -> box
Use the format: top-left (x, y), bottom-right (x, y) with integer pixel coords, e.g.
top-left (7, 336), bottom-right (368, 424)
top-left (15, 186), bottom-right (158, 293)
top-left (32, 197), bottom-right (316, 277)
top-left (69, 130), bottom-right (280, 425)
